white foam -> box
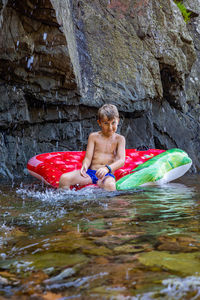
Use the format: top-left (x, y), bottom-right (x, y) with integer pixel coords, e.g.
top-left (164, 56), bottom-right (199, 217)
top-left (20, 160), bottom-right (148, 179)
top-left (132, 276), bottom-right (200, 299)
top-left (16, 184), bottom-right (119, 203)
top-left (43, 32), bottom-right (47, 41)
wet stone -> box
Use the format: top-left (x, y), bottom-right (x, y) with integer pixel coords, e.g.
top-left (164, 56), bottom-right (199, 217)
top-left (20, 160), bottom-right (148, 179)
top-left (44, 267), bottom-right (76, 284)
top-left (93, 257), bottom-right (109, 265)
top-left (87, 229), bottom-right (107, 237)
top-left (27, 252), bottom-right (88, 271)
top-left (156, 235), bottom-right (200, 252)
top-left (93, 235), bottom-right (137, 248)
top-left (138, 251), bottom-right (200, 276)
top-left (0, 271), bottom-right (17, 282)
top-left (0, 275), bottom-right (9, 285)
top-left (82, 246), bottom-right (112, 256)
top-left (40, 291), bottom-right (63, 299)
top-left (113, 243), bottom-right (152, 254)
top-left (111, 254), bottom-right (139, 263)
top-left (37, 232), bottom-right (96, 254)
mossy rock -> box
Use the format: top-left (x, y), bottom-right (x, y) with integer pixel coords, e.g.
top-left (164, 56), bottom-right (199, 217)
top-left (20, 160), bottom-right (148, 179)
top-left (113, 244), bottom-right (146, 254)
top-left (29, 252), bottom-right (88, 270)
top-left (0, 253), bottom-right (88, 277)
top-left (87, 219), bottom-right (107, 230)
top-left (82, 246), bottom-right (112, 256)
top-left (91, 285), bottom-right (125, 298)
top-left (48, 234), bottom-right (95, 253)
top-left (138, 251), bottom-right (200, 276)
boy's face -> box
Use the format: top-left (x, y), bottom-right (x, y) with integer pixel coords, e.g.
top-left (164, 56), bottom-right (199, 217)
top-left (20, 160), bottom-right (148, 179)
top-left (97, 116), bottom-right (119, 137)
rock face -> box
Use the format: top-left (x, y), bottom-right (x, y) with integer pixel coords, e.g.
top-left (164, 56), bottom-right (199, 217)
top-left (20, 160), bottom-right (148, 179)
top-left (0, 0), bottom-right (199, 180)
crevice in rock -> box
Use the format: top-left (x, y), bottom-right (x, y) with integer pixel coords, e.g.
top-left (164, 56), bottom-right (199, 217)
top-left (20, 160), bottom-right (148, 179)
top-left (153, 122), bottom-right (178, 150)
top-left (159, 63), bottom-right (184, 110)
top-left (7, 0), bottom-right (59, 26)
top-left (121, 110), bottom-right (146, 119)
top-left (153, 136), bottom-right (165, 150)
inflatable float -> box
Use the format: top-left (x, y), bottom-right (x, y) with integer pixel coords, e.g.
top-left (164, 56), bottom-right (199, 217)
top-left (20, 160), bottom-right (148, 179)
top-left (27, 148), bottom-right (192, 190)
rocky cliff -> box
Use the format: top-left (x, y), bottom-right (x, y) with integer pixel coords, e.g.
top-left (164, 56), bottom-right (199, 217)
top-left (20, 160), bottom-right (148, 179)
top-left (0, 0), bottom-right (199, 181)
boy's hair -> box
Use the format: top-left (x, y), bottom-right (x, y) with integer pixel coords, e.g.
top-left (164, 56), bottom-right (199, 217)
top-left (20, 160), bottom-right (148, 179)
top-left (98, 104), bottom-right (119, 120)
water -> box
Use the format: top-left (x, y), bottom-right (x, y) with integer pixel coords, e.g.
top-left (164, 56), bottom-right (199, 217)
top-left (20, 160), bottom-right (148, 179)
top-left (0, 174), bottom-right (200, 299)
top-left (27, 56), bottom-right (34, 69)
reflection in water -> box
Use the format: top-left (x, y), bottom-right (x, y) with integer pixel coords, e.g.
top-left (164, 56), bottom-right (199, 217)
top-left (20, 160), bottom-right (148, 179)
top-left (0, 175), bottom-right (200, 299)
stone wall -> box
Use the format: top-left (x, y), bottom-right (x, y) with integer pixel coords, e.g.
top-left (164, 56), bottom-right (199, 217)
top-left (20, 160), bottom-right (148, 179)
top-left (0, 0), bottom-right (199, 180)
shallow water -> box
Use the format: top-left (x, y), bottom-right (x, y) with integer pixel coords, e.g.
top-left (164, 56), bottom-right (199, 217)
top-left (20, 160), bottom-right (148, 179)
top-left (0, 174), bottom-right (200, 299)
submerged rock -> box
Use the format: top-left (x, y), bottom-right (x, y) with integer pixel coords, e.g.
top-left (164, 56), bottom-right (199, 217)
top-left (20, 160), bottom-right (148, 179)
top-left (138, 250), bottom-right (200, 276)
top-left (156, 235), bottom-right (200, 252)
top-left (28, 252), bottom-right (88, 270)
top-left (44, 267), bottom-right (76, 283)
top-left (0, 275), bottom-right (9, 285)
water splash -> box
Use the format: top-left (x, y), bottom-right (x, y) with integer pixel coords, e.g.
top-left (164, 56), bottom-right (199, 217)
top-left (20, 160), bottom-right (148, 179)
top-left (20, 206), bottom-right (67, 226)
top-left (133, 276), bottom-right (200, 299)
top-left (162, 276), bottom-right (200, 299)
top-left (12, 261), bottom-right (34, 274)
top-left (46, 272), bottom-right (108, 290)
top-left (43, 32), bottom-right (47, 41)
top-left (0, 224), bottom-right (14, 248)
top-left (27, 56), bottom-right (34, 69)
top-left (16, 185), bottom-right (117, 203)
top-left (16, 40), bottom-right (19, 51)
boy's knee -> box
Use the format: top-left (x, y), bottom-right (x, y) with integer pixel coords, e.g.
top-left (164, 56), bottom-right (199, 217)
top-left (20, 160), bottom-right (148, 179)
top-left (59, 173), bottom-right (68, 182)
top-left (59, 173), bottom-right (70, 189)
top-left (104, 180), bottom-right (116, 191)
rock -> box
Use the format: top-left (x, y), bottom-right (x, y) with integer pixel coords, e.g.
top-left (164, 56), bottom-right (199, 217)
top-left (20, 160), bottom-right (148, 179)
top-left (0, 275), bottom-right (9, 285)
top-left (113, 244), bottom-right (152, 254)
top-left (82, 245), bottom-right (112, 256)
top-left (44, 267), bottom-right (76, 283)
top-left (138, 250), bottom-right (200, 276)
top-left (29, 252), bottom-right (88, 270)
top-left (0, 0), bottom-right (200, 180)
top-left (156, 235), bottom-right (200, 252)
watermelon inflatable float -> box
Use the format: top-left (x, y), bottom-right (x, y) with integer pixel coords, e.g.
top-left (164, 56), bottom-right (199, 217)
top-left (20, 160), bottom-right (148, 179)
top-left (27, 148), bottom-right (192, 190)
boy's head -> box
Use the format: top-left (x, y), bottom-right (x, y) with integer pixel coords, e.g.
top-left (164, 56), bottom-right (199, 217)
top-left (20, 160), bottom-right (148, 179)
top-left (97, 104), bottom-right (119, 137)
top-left (98, 104), bottom-right (119, 121)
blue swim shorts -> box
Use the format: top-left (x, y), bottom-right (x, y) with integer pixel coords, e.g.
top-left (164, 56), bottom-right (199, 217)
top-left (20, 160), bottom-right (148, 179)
top-left (86, 169), bottom-right (115, 184)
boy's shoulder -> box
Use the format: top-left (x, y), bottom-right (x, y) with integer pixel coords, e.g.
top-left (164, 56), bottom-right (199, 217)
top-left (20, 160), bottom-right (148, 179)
top-left (88, 131), bottom-right (101, 141)
top-left (115, 133), bottom-right (125, 141)
top-left (89, 131), bottom-right (100, 137)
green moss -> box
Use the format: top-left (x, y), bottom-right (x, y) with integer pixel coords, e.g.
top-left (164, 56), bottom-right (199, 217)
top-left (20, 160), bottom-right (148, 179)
top-left (138, 251), bottom-right (200, 276)
top-left (30, 252), bottom-right (88, 270)
top-left (83, 246), bottom-right (112, 256)
top-left (174, 1), bottom-right (191, 23)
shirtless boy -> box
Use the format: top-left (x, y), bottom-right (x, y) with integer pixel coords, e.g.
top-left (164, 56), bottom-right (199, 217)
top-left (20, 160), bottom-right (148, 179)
top-left (59, 104), bottom-right (126, 191)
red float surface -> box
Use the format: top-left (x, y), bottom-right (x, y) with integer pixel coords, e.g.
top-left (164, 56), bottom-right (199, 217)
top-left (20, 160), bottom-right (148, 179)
top-left (27, 149), bottom-right (165, 189)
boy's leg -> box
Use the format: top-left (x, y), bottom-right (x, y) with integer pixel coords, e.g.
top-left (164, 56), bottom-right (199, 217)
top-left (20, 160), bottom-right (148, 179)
top-left (59, 170), bottom-right (92, 189)
top-left (98, 176), bottom-right (116, 191)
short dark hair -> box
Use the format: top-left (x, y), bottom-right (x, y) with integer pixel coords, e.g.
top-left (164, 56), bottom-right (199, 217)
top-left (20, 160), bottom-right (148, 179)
top-left (98, 104), bottom-right (119, 120)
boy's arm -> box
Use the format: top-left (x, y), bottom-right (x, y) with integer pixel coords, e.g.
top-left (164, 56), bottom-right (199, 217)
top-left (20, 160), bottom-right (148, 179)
top-left (81, 133), bottom-right (95, 177)
top-left (109, 135), bottom-right (126, 172)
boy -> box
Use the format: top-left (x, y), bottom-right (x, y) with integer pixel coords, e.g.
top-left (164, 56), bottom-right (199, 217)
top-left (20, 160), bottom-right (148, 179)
top-left (59, 104), bottom-right (125, 191)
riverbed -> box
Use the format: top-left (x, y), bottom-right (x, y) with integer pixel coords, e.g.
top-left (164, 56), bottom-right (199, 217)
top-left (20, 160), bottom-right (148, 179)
top-left (0, 174), bottom-right (200, 299)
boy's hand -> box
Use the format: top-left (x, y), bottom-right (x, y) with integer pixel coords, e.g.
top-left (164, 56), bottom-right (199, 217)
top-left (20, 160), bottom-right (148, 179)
top-left (96, 167), bottom-right (109, 179)
top-left (80, 164), bottom-right (88, 177)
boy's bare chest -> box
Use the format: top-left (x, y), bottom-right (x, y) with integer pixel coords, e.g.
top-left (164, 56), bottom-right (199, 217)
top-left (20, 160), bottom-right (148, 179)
top-left (95, 138), bottom-right (117, 154)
